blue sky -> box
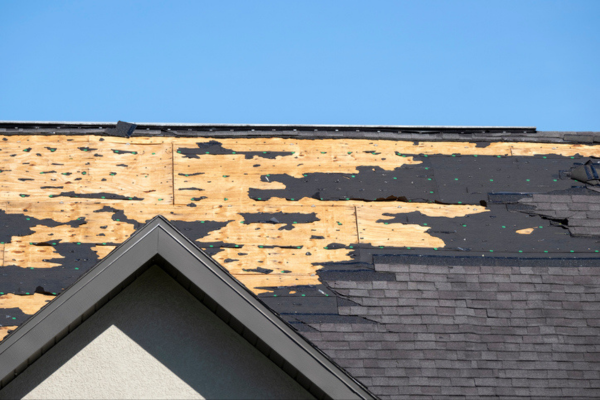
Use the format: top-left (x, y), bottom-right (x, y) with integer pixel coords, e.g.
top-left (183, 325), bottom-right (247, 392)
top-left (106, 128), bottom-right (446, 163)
top-left (0, 1), bottom-right (598, 130)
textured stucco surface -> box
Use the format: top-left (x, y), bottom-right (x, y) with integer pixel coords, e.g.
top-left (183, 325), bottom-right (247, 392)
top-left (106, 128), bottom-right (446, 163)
top-left (0, 266), bottom-right (313, 400)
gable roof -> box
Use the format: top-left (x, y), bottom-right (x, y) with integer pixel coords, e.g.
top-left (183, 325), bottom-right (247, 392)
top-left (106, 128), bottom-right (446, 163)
top-left (1, 121), bottom-right (600, 398)
top-left (0, 215), bottom-right (375, 400)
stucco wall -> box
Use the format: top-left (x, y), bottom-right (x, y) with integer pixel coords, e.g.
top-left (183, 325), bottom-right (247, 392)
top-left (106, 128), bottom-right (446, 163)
top-left (0, 266), bottom-right (313, 400)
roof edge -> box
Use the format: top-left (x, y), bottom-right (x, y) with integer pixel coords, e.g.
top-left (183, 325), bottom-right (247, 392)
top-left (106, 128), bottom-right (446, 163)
top-left (0, 120), bottom-right (536, 130)
top-left (0, 215), bottom-right (376, 400)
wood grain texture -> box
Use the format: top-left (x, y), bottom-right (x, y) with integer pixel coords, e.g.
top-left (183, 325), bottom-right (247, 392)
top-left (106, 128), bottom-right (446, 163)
top-left (0, 137), bottom-right (172, 203)
top-left (516, 228), bottom-right (535, 235)
top-left (173, 138), bottom-right (422, 205)
top-left (355, 205), bottom-right (488, 248)
top-left (4, 239), bottom-right (64, 269)
top-left (0, 293), bottom-right (54, 314)
top-left (1, 134), bottom-right (599, 311)
top-left (0, 326), bottom-right (17, 341)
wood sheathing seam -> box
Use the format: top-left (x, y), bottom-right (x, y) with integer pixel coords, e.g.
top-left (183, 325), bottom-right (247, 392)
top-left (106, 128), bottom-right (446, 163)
top-left (0, 135), bottom-right (598, 322)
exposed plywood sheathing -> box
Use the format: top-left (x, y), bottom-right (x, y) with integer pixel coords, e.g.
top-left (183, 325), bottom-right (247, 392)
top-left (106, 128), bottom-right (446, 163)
top-left (4, 240), bottom-right (64, 269)
top-left (0, 137), bottom-right (173, 203)
top-left (516, 228), bottom-right (536, 235)
top-left (0, 327), bottom-right (16, 341)
top-left (91, 245), bottom-right (115, 259)
top-left (0, 293), bottom-right (53, 314)
top-left (0, 201), bottom-right (483, 280)
top-left (1, 134), bottom-right (600, 325)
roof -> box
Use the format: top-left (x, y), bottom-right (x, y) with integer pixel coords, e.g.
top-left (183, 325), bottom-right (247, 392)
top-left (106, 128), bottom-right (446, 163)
top-left (0, 215), bottom-right (374, 399)
top-left (1, 120), bottom-right (599, 144)
top-left (1, 121), bottom-right (600, 398)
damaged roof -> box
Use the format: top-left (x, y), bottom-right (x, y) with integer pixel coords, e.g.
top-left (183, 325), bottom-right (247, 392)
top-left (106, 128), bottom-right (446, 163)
top-left (0, 216), bottom-right (373, 399)
top-left (1, 121), bottom-right (600, 399)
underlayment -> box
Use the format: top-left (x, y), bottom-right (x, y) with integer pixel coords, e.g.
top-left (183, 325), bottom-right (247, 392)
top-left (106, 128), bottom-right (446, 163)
top-left (0, 210), bottom-right (84, 243)
top-left (239, 212), bottom-right (320, 230)
top-left (427, 155), bottom-right (579, 205)
top-left (177, 140), bottom-right (294, 159)
top-left (1, 131), bottom-right (600, 340)
top-left (249, 165), bottom-right (437, 202)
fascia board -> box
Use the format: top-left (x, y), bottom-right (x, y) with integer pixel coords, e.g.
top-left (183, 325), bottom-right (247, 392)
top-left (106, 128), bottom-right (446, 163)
top-left (0, 120), bottom-right (536, 130)
top-left (0, 216), bottom-right (376, 399)
top-left (156, 222), bottom-right (374, 400)
top-left (0, 222), bottom-right (160, 388)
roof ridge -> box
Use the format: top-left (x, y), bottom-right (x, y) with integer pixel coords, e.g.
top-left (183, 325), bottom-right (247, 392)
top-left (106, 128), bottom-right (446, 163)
top-left (0, 120), bottom-right (536, 130)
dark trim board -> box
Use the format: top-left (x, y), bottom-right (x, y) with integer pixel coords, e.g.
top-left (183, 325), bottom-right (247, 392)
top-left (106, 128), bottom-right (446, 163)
top-left (0, 216), bottom-right (376, 400)
top-left (3, 120), bottom-right (600, 143)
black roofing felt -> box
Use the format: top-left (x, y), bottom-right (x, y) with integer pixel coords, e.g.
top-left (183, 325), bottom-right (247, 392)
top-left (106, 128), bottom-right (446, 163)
top-left (2, 121), bottom-right (600, 398)
top-left (0, 216), bottom-right (375, 400)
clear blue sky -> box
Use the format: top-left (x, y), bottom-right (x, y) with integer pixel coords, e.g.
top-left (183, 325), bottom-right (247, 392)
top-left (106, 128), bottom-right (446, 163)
top-left (1, 1), bottom-right (598, 130)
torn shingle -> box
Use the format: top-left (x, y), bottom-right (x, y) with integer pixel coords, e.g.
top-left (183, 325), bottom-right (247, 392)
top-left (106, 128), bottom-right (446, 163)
top-left (571, 160), bottom-right (600, 186)
top-left (104, 121), bottom-right (137, 138)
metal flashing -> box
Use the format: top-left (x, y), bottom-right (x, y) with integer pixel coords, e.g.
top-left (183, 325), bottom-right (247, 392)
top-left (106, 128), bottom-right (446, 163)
top-left (0, 216), bottom-right (375, 400)
top-left (0, 120), bottom-right (536, 131)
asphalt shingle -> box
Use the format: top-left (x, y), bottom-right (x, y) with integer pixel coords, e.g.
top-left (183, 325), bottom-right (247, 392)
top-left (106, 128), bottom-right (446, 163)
top-left (304, 261), bottom-right (600, 399)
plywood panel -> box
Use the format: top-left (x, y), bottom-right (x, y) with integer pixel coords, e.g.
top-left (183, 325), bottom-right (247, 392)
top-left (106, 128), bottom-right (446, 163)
top-left (0, 326), bottom-right (17, 341)
top-left (0, 139), bottom-right (172, 204)
top-left (233, 274), bottom-right (321, 295)
top-left (199, 205), bottom-right (357, 246)
top-left (172, 138), bottom-right (422, 205)
top-left (0, 203), bottom-right (357, 291)
top-left (213, 246), bottom-right (352, 275)
top-left (4, 239), bottom-right (64, 269)
top-left (516, 228), bottom-right (535, 235)
top-left (2, 134), bottom-right (598, 301)
top-left (0, 293), bottom-right (54, 314)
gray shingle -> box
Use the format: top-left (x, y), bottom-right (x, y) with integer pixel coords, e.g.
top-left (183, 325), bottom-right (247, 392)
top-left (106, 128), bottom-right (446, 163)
top-left (307, 261), bottom-right (600, 399)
